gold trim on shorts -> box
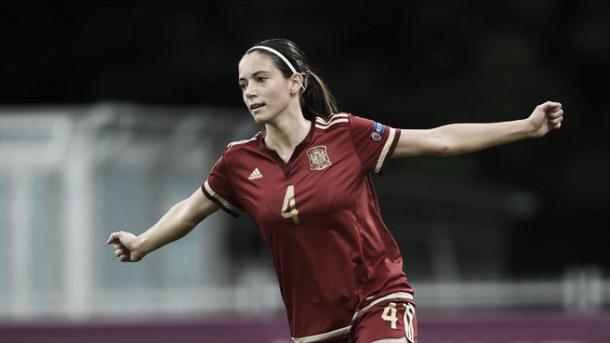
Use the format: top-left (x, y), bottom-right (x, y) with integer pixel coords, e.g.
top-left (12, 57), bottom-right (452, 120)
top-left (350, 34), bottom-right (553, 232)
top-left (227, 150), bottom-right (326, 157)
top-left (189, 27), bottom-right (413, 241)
top-left (291, 292), bottom-right (414, 343)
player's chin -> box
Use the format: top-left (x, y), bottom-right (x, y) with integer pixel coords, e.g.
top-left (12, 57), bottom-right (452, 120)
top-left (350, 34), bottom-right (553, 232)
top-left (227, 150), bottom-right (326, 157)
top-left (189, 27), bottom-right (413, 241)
top-left (250, 108), bottom-right (274, 124)
top-left (250, 114), bottom-right (264, 125)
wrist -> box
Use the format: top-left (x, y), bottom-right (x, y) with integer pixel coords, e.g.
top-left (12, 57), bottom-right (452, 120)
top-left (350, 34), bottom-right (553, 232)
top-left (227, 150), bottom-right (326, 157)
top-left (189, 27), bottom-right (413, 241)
top-left (521, 118), bottom-right (538, 138)
top-left (133, 234), bottom-right (149, 259)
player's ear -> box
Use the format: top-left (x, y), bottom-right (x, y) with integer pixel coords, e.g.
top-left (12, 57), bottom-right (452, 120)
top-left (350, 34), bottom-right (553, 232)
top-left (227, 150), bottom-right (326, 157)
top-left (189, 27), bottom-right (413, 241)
top-left (289, 73), bottom-right (304, 95)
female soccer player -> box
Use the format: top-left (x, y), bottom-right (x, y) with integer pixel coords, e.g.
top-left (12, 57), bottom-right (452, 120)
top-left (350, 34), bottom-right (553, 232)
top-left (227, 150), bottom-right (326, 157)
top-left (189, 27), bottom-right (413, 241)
top-left (107, 39), bottom-right (564, 343)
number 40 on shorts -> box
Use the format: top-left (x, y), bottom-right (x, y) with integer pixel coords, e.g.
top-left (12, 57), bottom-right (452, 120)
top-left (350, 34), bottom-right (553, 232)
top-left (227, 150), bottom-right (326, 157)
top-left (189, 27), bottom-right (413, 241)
top-left (380, 302), bottom-right (416, 342)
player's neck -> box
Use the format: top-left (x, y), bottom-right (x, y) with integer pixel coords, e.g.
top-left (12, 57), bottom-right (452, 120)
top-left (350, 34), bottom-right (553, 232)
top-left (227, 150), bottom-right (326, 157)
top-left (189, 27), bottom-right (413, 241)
top-left (264, 110), bottom-right (311, 160)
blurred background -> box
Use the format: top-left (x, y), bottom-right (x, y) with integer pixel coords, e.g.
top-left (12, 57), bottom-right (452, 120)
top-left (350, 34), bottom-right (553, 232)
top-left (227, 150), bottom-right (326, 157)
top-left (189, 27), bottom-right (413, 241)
top-left (1, 1), bottom-right (608, 342)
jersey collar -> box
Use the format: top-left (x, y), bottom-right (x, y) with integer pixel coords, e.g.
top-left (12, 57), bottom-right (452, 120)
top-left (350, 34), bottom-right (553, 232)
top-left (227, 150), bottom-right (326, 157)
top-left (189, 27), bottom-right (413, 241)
top-left (258, 119), bottom-right (315, 175)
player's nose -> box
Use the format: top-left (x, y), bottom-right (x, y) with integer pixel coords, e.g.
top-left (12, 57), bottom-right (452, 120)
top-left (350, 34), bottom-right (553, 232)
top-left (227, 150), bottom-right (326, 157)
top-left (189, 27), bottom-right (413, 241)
top-left (243, 84), bottom-right (257, 99)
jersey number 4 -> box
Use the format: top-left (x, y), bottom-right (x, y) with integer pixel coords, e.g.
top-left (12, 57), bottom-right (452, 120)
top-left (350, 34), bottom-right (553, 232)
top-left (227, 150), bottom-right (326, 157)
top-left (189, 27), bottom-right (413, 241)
top-left (281, 185), bottom-right (300, 224)
top-left (381, 302), bottom-right (398, 329)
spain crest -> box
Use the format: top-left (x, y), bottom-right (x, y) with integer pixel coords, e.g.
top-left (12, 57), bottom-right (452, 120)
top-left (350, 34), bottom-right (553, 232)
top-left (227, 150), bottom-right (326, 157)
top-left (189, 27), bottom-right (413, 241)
top-left (307, 146), bottom-right (332, 171)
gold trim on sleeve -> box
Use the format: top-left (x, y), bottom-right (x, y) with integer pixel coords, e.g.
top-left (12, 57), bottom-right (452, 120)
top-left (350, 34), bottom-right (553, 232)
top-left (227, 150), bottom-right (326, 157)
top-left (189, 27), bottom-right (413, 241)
top-left (374, 127), bottom-right (396, 173)
top-left (204, 180), bottom-right (242, 215)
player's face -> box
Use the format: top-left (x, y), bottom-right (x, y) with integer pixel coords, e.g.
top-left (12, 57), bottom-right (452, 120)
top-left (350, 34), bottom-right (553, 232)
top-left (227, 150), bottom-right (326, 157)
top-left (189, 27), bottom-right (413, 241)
top-left (238, 52), bottom-right (295, 124)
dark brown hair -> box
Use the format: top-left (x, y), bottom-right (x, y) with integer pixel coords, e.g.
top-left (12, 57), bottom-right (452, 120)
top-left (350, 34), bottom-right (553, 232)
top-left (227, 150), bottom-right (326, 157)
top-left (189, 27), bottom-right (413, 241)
top-left (245, 38), bottom-right (338, 120)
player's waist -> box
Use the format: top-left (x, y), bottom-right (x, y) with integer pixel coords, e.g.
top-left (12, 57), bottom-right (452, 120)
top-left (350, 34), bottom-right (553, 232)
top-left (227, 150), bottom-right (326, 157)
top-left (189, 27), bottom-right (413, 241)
top-left (291, 291), bottom-right (414, 343)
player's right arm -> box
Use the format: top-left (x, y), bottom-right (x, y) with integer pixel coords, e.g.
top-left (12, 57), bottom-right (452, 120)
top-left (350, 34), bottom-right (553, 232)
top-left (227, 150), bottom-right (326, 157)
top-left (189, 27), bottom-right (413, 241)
top-left (106, 188), bottom-right (219, 262)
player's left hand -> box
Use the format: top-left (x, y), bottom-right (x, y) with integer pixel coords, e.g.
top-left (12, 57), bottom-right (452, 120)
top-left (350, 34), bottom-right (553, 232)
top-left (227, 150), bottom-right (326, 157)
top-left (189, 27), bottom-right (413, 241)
top-left (528, 101), bottom-right (564, 138)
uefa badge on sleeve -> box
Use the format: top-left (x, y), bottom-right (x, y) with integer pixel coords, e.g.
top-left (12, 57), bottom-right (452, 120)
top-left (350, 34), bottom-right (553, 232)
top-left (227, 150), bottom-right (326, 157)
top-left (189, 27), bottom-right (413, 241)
top-left (307, 146), bottom-right (332, 171)
top-left (370, 122), bottom-right (384, 142)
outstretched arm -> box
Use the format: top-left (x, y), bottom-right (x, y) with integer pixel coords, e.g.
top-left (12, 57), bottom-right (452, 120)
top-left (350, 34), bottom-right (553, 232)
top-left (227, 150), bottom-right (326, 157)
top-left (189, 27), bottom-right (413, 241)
top-left (106, 188), bottom-right (219, 262)
top-left (392, 101), bottom-right (564, 158)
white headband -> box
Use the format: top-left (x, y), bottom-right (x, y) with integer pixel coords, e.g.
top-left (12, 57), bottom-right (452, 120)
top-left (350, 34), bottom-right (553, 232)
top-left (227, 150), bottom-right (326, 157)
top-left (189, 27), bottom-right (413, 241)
top-left (248, 45), bottom-right (298, 74)
top-left (247, 45), bottom-right (307, 92)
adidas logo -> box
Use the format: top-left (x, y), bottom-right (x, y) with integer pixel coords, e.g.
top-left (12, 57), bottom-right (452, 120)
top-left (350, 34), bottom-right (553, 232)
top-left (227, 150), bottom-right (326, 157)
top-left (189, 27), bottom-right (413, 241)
top-left (248, 168), bottom-right (263, 180)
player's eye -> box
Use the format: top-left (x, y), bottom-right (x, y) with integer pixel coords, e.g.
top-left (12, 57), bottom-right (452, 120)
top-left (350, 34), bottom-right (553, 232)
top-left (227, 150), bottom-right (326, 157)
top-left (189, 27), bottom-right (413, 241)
top-left (256, 76), bottom-right (267, 82)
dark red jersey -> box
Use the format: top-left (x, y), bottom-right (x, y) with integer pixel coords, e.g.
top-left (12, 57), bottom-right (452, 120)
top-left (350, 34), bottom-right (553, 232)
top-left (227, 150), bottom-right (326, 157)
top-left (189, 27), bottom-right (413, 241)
top-left (202, 113), bottom-right (414, 342)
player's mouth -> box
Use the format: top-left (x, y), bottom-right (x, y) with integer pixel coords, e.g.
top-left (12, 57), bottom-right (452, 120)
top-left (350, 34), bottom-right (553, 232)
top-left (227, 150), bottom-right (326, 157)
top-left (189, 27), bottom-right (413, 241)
top-left (250, 103), bottom-right (266, 112)
top-left (250, 102), bottom-right (265, 111)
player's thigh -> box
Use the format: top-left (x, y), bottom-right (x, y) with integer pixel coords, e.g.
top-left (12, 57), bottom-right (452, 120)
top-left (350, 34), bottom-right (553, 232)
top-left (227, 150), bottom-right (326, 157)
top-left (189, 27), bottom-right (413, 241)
top-left (351, 302), bottom-right (417, 343)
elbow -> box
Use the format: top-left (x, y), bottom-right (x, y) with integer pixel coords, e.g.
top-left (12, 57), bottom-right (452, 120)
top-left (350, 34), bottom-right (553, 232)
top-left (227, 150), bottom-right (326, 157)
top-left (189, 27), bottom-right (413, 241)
top-left (178, 198), bottom-right (210, 229)
top-left (437, 144), bottom-right (453, 156)
top-left (426, 128), bottom-right (458, 157)
top-left (443, 145), bottom-right (461, 157)
top-left (175, 200), bottom-right (200, 229)
top-left (435, 138), bottom-right (458, 157)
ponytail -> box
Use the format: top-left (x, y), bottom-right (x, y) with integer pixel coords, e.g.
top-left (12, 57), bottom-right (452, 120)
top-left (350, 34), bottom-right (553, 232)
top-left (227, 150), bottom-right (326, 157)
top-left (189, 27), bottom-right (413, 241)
top-left (301, 71), bottom-right (338, 121)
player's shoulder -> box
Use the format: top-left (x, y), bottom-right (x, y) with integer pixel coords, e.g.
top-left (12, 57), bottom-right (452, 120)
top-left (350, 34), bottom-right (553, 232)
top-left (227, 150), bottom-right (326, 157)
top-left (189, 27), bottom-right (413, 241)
top-left (224, 131), bottom-right (263, 154)
top-left (314, 112), bottom-right (352, 131)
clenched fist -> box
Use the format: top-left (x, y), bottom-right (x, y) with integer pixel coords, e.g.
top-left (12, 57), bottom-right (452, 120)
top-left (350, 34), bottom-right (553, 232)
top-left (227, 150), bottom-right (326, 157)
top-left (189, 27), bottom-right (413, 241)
top-left (528, 101), bottom-right (564, 138)
top-left (106, 231), bottom-right (144, 262)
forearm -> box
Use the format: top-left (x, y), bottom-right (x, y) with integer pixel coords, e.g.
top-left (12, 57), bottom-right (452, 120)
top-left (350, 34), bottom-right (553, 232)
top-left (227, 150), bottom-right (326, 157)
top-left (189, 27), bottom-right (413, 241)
top-left (134, 200), bottom-right (199, 257)
top-left (437, 119), bottom-right (534, 156)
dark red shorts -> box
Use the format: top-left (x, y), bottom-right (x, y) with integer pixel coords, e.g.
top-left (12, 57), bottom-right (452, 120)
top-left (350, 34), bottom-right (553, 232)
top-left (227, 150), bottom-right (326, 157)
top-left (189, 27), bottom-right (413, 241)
top-left (347, 301), bottom-right (417, 343)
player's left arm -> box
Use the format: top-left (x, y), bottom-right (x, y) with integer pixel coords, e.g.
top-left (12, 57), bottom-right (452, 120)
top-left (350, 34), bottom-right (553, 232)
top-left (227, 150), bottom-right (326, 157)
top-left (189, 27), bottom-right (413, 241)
top-left (391, 101), bottom-right (564, 158)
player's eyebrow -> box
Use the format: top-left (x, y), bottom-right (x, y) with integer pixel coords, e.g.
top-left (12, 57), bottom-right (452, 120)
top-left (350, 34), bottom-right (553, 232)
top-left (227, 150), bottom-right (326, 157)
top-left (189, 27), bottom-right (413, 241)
top-left (238, 70), bottom-right (269, 82)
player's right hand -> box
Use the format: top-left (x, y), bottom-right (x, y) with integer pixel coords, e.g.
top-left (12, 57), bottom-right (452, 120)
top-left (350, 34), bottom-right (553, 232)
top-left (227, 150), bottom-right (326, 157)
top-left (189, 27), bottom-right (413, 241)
top-left (106, 231), bottom-right (144, 262)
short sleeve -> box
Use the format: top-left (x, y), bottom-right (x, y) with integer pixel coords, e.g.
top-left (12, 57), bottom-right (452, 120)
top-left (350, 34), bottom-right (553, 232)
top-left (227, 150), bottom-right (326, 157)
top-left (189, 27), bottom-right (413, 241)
top-left (201, 151), bottom-right (243, 217)
top-left (349, 114), bottom-right (402, 174)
